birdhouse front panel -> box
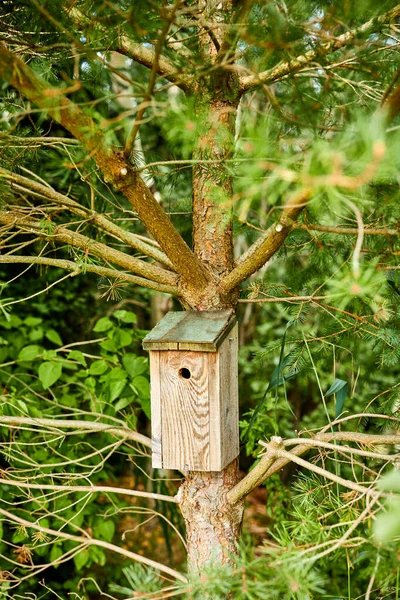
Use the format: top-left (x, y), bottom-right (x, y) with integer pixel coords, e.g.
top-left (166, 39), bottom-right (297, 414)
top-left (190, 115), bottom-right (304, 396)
top-left (143, 311), bottom-right (239, 472)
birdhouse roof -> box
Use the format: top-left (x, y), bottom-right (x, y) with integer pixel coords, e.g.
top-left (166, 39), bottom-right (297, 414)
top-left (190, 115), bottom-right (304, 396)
top-left (142, 310), bottom-right (236, 351)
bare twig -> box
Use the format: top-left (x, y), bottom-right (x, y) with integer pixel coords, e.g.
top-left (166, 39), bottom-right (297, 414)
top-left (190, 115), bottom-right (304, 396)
top-left (0, 508), bottom-right (188, 583)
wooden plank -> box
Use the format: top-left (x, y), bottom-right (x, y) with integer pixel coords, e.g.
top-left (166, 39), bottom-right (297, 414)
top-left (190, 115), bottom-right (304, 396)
top-left (160, 350), bottom-right (210, 471)
top-left (143, 310), bottom-right (235, 350)
top-left (149, 351), bottom-right (162, 468)
top-left (218, 323), bottom-right (239, 469)
top-left (208, 351), bottom-right (222, 471)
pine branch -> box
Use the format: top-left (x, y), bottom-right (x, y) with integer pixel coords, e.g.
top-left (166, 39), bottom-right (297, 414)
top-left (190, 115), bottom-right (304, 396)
top-left (124, 0), bottom-right (184, 156)
top-left (0, 167), bottom-right (175, 269)
top-left (0, 44), bottom-right (210, 290)
top-left (221, 188), bottom-right (310, 293)
top-left (227, 431), bottom-right (400, 505)
top-left (0, 477), bottom-right (177, 503)
top-left (0, 507), bottom-right (188, 583)
top-left (0, 255), bottom-right (178, 295)
top-left (67, 5), bottom-right (193, 92)
top-left (0, 416), bottom-right (151, 446)
top-left (0, 211), bottom-right (178, 288)
top-left (239, 5), bottom-right (400, 93)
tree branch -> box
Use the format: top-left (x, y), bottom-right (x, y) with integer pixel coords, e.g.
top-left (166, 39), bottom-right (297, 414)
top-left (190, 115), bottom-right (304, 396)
top-left (67, 5), bottom-right (193, 92)
top-left (0, 255), bottom-right (179, 295)
top-left (227, 431), bottom-right (400, 505)
top-left (0, 167), bottom-right (175, 269)
top-left (0, 507), bottom-right (188, 583)
top-left (220, 188), bottom-right (310, 293)
top-left (0, 43), bottom-right (210, 289)
top-left (0, 211), bottom-right (178, 288)
top-left (0, 416), bottom-right (151, 447)
top-left (0, 477), bottom-right (177, 503)
top-left (239, 5), bottom-right (400, 93)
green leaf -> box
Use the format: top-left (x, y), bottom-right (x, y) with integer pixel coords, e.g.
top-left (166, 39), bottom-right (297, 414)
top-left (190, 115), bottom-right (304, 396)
top-left (93, 317), bottom-right (113, 332)
top-left (109, 379), bottom-right (127, 402)
top-left (45, 328), bottom-right (63, 346)
top-left (74, 548), bottom-right (90, 571)
top-left (325, 379), bottom-right (348, 423)
top-left (89, 360), bottom-right (109, 375)
top-left (377, 470), bottom-right (400, 493)
top-left (114, 395), bottom-right (135, 412)
top-left (69, 350), bottom-right (86, 366)
top-left (50, 544), bottom-right (63, 566)
top-left (122, 355), bottom-right (148, 378)
top-left (90, 545), bottom-right (106, 566)
top-left (114, 329), bottom-right (132, 349)
top-left (130, 375), bottom-right (150, 399)
top-left (97, 519), bottom-right (115, 542)
top-left (113, 310), bottom-right (137, 324)
top-left (141, 397), bottom-right (151, 419)
top-left (373, 499), bottom-right (400, 543)
top-left (38, 361), bottom-right (62, 389)
top-left (18, 345), bottom-right (43, 361)
top-left (43, 349), bottom-right (57, 360)
top-left (24, 316), bottom-right (43, 327)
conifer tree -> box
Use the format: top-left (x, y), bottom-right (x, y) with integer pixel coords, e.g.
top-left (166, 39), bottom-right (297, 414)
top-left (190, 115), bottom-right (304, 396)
top-left (0, 1), bottom-right (400, 597)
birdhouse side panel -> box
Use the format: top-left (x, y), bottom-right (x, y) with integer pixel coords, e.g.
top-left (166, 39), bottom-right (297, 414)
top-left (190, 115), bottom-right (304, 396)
top-left (219, 324), bottom-right (239, 468)
top-left (149, 351), bottom-right (162, 469)
top-left (160, 351), bottom-right (210, 471)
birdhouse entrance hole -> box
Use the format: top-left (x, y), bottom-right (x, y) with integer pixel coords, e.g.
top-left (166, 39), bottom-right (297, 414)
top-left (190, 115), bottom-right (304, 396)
top-left (179, 367), bottom-right (191, 379)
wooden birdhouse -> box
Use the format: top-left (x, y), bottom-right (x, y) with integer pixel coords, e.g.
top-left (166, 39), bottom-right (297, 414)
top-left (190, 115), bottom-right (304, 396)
top-left (142, 310), bottom-right (239, 472)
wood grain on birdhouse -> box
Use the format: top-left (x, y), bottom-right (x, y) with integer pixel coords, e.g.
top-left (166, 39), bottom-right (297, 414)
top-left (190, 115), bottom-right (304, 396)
top-left (143, 311), bottom-right (239, 472)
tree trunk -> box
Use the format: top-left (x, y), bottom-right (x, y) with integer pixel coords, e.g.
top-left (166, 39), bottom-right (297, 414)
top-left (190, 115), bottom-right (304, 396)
top-left (178, 88), bottom-right (244, 577)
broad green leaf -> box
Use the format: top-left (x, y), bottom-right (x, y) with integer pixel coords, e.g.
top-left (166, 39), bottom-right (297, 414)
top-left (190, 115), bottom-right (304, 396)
top-left (74, 549), bottom-right (90, 571)
top-left (18, 345), bottom-right (43, 361)
top-left (107, 367), bottom-right (127, 381)
top-left (377, 470), bottom-right (400, 493)
top-left (38, 361), bottom-right (62, 389)
top-left (141, 397), bottom-right (151, 419)
top-left (50, 544), bottom-right (63, 566)
top-left (114, 395), bottom-right (135, 412)
top-left (113, 310), bottom-right (137, 324)
top-left (45, 329), bottom-right (63, 346)
top-left (97, 519), bottom-right (115, 542)
top-left (29, 327), bottom-right (43, 342)
top-left (43, 349), bottom-right (57, 360)
top-left (114, 329), bottom-right (132, 349)
top-left (90, 545), bottom-right (106, 566)
top-left (24, 316), bottom-right (43, 327)
top-left (89, 360), bottom-right (109, 375)
top-left (130, 375), bottom-right (150, 399)
top-left (122, 354), bottom-right (148, 378)
top-left (373, 499), bottom-right (400, 543)
top-left (93, 317), bottom-right (113, 332)
top-left (109, 379), bottom-right (127, 402)
top-left (69, 350), bottom-right (86, 366)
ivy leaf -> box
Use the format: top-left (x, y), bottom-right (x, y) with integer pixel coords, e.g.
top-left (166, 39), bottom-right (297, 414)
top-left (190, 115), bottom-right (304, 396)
top-left (38, 362), bottom-right (62, 389)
